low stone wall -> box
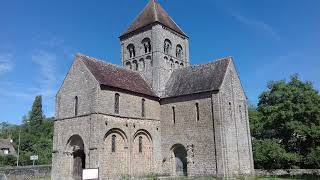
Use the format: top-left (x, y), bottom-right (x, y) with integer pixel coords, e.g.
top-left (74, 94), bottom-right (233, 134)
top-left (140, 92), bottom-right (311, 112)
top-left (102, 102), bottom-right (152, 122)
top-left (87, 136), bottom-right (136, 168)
top-left (255, 169), bottom-right (320, 177)
top-left (0, 167), bottom-right (319, 180)
top-left (0, 165), bottom-right (51, 180)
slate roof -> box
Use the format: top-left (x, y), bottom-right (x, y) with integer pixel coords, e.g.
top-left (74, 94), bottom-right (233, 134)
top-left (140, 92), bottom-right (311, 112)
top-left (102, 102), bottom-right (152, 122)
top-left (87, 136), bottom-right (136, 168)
top-left (164, 58), bottom-right (231, 98)
top-left (0, 138), bottom-right (16, 155)
top-left (77, 54), bottom-right (157, 97)
top-left (120, 0), bottom-right (187, 38)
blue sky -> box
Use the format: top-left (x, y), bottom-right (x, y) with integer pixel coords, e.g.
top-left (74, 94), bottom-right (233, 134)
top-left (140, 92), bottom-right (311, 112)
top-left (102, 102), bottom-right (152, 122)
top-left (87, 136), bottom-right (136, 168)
top-left (0, 0), bottom-right (319, 124)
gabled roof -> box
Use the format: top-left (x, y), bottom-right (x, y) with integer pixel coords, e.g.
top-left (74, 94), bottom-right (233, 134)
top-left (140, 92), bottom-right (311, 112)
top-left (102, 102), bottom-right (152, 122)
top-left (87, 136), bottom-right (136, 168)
top-left (120, 0), bottom-right (187, 38)
top-left (77, 54), bottom-right (157, 97)
top-left (164, 58), bottom-right (231, 98)
top-left (0, 138), bottom-right (16, 155)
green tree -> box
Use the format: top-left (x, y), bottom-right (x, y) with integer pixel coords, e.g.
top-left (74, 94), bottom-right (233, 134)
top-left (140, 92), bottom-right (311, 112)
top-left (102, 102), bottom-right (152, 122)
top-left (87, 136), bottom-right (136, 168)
top-left (27, 96), bottom-right (45, 133)
top-left (248, 105), bottom-right (263, 138)
top-left (0, 155), bottom-right (16, 167)
top-left (254, 74), bottom-right (320, 168)
top-left (253, 139), bottom-right (300, 169)
top-left (0, 95), bottom-right (54, 167)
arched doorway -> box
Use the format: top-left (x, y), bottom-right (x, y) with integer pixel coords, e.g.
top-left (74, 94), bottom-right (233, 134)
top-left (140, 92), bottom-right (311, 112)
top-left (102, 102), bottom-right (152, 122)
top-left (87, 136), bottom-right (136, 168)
top-left (66, 135), bottom-right (85, 180)
top-left (171, 144), bottom-right (187, 176)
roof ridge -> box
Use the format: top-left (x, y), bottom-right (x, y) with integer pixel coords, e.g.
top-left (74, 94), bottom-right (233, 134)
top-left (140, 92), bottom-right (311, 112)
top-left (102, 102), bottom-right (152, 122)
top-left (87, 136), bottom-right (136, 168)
top-left (120, 0), bottom-right (187, 38)
top-left (76, 53), bottom-right (157, 97)
top-left (153, 0), bottom-right (158, 21)
top-left (164, 57), bottom-right (231, 97)
top-left (77, 53), bottom-right (127, 70)
top-left (180, 56), bottom-right (232, 70)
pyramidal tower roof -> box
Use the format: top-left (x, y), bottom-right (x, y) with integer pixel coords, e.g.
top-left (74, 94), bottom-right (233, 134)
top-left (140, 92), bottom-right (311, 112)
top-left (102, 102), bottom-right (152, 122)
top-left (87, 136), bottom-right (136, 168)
top-left (120, 0), bottom-right (187, 38)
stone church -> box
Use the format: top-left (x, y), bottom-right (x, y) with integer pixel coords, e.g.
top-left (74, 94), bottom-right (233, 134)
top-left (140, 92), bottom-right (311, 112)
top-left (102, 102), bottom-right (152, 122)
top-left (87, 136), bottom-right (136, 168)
top-left (52, 0), bottom-right (254, 179)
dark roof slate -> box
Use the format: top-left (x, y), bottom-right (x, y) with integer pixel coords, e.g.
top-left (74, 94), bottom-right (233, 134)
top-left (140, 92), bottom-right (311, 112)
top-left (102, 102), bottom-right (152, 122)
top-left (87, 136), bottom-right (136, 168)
top-left (77, 54), bottom-right (157, 97)
top-left (0, 138), bottom-right (16, 155)
top-left (0, 139), bottom-right (12, 149)
top-left (121, 0), bottom-right (187, 38)
top-left (164, 58), bottom-right (231, 98)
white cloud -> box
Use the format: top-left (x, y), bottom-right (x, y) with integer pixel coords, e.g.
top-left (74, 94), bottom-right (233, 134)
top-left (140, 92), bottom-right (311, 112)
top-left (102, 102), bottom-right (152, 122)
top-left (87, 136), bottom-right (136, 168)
top-left (0, 50), bottom-right (59, 101)
top-left (0, 53), bottom-right (14, 75)
top-left (32, 50), bottom-right (57, 87)
top-left (230, 12), bottom-right (280, 40)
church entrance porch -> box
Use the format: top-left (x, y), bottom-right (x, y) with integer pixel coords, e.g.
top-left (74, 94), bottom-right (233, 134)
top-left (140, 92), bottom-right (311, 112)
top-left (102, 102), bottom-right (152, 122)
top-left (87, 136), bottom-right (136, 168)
top-left (66, 135), bottom-right (86, 180)
top-left (171, 144), bottom-right (188, 176)
top-left (72, 149), bottom-right (85, 180)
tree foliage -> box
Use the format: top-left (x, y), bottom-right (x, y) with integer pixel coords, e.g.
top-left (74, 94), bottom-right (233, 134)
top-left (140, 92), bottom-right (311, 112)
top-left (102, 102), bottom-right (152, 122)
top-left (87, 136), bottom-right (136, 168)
top-left (0, 95), bottom-right (53, 167)
top-left (250, 75), bottom-right (320, 169)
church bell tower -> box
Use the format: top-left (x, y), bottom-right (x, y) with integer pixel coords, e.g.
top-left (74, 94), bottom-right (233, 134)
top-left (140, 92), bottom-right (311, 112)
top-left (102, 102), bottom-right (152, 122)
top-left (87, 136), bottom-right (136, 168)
top-left (119, 0), bottom-right (189, 97)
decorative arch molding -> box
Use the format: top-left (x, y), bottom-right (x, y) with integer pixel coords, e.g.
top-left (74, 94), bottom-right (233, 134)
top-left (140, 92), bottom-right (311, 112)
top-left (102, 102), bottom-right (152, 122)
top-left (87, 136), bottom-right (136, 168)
top-left (170, 143), bottom-right (186, 151)
top-left (132, 129), bottom-right (153, 175)
top-left (65, 134), bottom-right (86, 179)
top-left (125, 61), bottom-right (132, 70)
top-left (175, 61), bottom-right (179, 69)
top-left (104, 128), bottom-right (128, 143)
top-left (170, 143), bottom-right (188, 176)
top-left (133, 129), bottom-right (152, 142)
top-left (65, 134), bottom-right (85, 153)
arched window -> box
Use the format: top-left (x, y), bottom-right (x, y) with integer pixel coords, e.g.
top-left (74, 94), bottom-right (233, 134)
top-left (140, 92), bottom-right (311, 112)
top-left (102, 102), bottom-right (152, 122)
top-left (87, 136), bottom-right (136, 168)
top-left (139, 136), bottom-right (143, 153)
top-left (164, 39), bottom-right (172, 54)
top-left (146, 56), bottom-right (152, 67)
top-left (228, 102), bottom-right (232, 116)
top-left (176, 44), bottom-right (183, 59)
top-left (125, 61), bottom-right (132, 70)
top-left (132, 60), bottom-right (138, 71)
top-left (141, 99), bottom-right (145, 117)
top-left (175, 61), bottom-right (179, 69)
top-left (114, 93), bottom-right (120, 114)
top-left (180, 63), bottom-right (184, 67)
top-left (111, 135), bottom-right (116, 152)
top-left (142, 38), bottom-right (151, 53)
top-left (172, 106), bottom-right (176, 124)
top-left (239, 105), bottom-right (243, 120)
top-left (127, 44), bottom-right (135, 58)
top-left (170, 59), bottom-right (174, 69)
top-left (139, 58), bottom-right (145, 71)
top-left (74, 96), bottom-right (78, 116)
top-left (195, 103), bottom-right (199, 121)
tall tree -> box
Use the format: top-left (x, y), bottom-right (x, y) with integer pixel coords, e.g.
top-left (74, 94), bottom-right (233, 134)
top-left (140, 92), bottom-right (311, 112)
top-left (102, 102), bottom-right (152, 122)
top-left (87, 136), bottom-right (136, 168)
top-left (27, 96), bottom-right (45, 132)
top-left (1, 95), bottom-right (54, 167)
top-left (256, 74), bottom-right (320, 168)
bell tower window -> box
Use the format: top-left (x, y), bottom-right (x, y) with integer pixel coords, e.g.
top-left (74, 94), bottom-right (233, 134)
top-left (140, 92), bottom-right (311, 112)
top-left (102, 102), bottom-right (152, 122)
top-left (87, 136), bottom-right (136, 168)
top-left (164, 39), bottom-right (172, 54)
top-left (176, 44), bottom-right (183, 59)
top-left (132, 60), bottom-right (138, 71)
top-left (127, 44), bottom-right (136, 58)
top-left (142, 38), bottom-right (151, 53)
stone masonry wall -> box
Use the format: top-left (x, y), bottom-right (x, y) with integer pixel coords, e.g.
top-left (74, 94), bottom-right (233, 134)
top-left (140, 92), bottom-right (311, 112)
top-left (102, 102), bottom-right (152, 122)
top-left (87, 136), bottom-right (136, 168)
top-left (96, 86), bottom-right (160, 120)
top-left (0, 165), bottom-right (51, 180)
top-left (218, 59), bottom-right (254, 177)
top-left (52, 57), bottom-right (99, 180)
top-left (152, 24), bottom-right (189, 96)
top-left (120, 24), bottom-right (189, 96)
top-left (53, 63), bottom-right (162, 179)
top-left (55, 57), bottom-right (99, 119)
top-left (53, 114), bottom-right (161, 180)
top-left (160, 92), bottom-right (217, 177)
